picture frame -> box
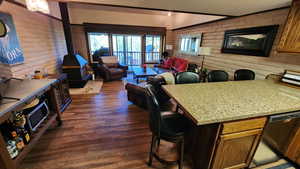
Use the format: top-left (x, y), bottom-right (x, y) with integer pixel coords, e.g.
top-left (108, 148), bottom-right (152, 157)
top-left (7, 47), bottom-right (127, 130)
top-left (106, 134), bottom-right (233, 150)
top-left (0, 13), bottom-right (24, 65)
top-left (221, 25), bottom-right (279, 57)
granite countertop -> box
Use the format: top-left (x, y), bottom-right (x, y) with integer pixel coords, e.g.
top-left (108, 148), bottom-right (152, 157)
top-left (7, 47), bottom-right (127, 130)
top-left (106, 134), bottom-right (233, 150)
top-left (0, 79), bottom-right (57, 119)
top-left (163, 80), bottom-right (300, 125)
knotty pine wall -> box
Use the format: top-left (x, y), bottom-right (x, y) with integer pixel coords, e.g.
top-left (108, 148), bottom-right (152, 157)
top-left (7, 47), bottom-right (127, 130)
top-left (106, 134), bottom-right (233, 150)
top-left (173, 8), bottom-right (300, 79)
top-left (71, 25), bottom-right (89, 60)
top-left (165, 30), bottom-right (174, 55)
top-left (0, 1), bottom-right (67, 78)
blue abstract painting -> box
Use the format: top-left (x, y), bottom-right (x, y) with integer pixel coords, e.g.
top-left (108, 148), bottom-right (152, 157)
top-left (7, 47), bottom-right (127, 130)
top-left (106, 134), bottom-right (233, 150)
top-left (0, 13), bottom-right (24, 65)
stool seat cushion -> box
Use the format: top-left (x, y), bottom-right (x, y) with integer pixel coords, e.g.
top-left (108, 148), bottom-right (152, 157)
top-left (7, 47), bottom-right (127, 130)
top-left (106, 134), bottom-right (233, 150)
top-left (161, 114), bottom-right (190, 139)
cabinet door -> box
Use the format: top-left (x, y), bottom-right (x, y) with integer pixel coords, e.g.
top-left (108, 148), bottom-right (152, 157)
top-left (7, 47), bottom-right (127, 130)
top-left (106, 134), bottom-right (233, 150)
top-left (60, 79), bottom-right (71, 104)
top-left (277, 0), bottom-right (300, 53)
top-left (53, 84), bottom-right (63, 111)
top-left (211, 129), bottom-right (263, 169)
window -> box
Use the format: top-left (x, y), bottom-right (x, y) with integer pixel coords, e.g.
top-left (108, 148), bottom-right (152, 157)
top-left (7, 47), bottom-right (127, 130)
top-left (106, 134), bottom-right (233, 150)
top-left (87, 33), bottom-right (110, 63)
top-left (145, 35), bottom-right (161, 63)
top-left (179, 34), bottom-right (202, 55)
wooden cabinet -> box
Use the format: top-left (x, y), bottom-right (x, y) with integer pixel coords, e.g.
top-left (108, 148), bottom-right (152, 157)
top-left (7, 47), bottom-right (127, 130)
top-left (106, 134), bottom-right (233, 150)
top-left (277, 0), bottom-right (300, 53)
top-left (49, 74), bottom-right (72, 113)
top-left (211, 117), bottom-right (267, 169)
top-left (186, 117), bottom-right (267, 169)
top-left (212, 129), bottom-right (263, 169)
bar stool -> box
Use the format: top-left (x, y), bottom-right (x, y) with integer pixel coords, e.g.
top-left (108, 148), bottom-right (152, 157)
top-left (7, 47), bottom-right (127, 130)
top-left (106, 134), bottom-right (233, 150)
top-left (145, 85), bottom-right (190, 169)
top-left (234, 69), bottom-right (255, 80)
top-left (207, 70), bottom-right (229, 82)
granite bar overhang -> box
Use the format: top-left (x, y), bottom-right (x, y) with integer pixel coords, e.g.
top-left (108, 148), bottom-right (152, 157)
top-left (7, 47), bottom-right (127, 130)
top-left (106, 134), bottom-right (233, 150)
top-left (163, 80), bottom-right (300, 125)
top-left (0, 79), bottom-right (58, 123)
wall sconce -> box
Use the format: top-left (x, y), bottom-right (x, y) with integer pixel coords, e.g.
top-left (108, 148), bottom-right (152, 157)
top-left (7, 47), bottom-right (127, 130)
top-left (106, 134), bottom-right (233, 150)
top-left (25, 0), bottom-right (50, 14)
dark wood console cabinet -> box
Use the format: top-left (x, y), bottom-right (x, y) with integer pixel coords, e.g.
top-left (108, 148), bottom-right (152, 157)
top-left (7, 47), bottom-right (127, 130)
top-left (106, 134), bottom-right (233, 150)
top-left (0, 79), bottom-right (63, 169)
top-left (49, 74), bottom-right (72, 113)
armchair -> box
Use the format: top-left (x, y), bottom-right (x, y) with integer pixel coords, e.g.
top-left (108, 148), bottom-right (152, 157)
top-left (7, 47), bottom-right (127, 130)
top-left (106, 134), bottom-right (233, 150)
top-left (97, 56), bottom-right (128, 81)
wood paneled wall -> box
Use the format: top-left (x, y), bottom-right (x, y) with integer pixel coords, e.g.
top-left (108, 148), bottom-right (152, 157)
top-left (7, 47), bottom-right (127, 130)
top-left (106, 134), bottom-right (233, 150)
top-left (166, 30), bottom-right (174, 45)
top-left (0, 64), bottom-right (12, 77)
top-left (71, 25), bottom-right (89, 60)
top-left (0, 1), bottom-right (67, 78)
top-left (165, 30), bottom-right (174, 55)
top-left (173, 8), bottom-right (300, 79)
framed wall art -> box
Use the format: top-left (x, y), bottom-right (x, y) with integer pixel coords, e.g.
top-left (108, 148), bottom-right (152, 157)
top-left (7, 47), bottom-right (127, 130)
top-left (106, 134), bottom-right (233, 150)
top-left (221, 25), bottom-right (279, 57)
top-left (0, 13), bottom-right (24, 65)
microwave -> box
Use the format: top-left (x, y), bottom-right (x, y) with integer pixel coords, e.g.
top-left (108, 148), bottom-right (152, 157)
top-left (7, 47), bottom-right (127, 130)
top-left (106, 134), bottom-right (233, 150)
top-left (25, 101), bottom-right (49, 132)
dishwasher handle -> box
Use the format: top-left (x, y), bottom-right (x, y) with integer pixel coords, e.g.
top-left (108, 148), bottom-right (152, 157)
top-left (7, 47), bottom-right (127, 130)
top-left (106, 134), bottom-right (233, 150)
top-left (269, 111), bottom-right (300, 123)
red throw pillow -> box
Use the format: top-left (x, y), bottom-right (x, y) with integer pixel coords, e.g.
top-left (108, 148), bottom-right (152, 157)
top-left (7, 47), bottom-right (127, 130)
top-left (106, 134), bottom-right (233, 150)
top-left (163, 57), bottom-right (174, 69)
top-left (176, 64), bottom-right (188, 72)
top-left (174, 58), bottom-right (186, 68)
top-left (173, 58), bottom-right (188, 72)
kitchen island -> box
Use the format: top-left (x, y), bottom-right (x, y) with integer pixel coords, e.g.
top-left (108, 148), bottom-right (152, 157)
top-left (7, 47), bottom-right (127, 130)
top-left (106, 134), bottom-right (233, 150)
top-left (163, 80), bottom-right (300, 169)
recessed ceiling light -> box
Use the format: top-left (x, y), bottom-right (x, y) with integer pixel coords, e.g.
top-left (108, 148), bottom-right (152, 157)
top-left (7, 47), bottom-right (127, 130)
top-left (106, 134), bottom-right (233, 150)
top-left (25, 0), bottom-right (50, 14)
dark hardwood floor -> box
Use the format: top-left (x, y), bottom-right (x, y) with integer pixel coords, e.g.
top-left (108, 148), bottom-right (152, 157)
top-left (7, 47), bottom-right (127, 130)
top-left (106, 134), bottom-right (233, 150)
top-left (20, 79), bottom-right (187, 169)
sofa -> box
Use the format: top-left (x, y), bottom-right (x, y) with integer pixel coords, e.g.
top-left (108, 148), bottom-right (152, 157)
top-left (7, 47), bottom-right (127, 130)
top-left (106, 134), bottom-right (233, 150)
top-left (155, 57), bottom-right (189, 72)
top-left (125, 82), bottom-right (148, 109)
top-left (125, 74), bottom-right (173, 110)
top-left (97, 56), bottom-right (128, 81)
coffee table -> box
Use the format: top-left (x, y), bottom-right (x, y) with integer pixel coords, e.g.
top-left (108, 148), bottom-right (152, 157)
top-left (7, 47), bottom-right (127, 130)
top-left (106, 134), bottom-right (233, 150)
top-left (132, 66), bottom-right (158, 83)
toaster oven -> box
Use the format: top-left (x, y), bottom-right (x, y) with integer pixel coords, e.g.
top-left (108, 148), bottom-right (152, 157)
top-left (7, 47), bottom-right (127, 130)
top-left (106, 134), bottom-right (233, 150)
top-left (25, 101), bottom-right (49, 132)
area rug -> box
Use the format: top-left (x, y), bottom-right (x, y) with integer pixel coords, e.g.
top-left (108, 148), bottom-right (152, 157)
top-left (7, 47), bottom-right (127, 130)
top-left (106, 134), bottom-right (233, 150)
top-left (253, 159), bottom-right (296, 169)
top-left (69, 80), bottom-right (103, 95)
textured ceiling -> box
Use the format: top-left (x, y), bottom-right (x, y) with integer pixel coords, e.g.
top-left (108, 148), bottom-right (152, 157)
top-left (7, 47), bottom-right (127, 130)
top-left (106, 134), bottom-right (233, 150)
top-left (53, 0), bottom-right (292, 16)
top-left (68, 3), bottom-right (225, 29)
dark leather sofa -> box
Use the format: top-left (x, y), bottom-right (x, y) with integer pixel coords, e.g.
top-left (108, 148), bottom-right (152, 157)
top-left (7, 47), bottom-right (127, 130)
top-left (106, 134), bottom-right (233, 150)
top-left (125, 82), bottom-right (148, 109)
top-left (125, 76), bottom-right (171, 109)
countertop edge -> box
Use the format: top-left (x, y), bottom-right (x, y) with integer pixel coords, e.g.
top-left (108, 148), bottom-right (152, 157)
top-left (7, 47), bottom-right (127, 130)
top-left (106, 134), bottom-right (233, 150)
top-left (0, 79), bottom-right (58, 118)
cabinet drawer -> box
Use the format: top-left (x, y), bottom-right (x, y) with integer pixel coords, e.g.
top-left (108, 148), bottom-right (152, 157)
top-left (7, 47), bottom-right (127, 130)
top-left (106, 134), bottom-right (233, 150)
top-left (222, 117), bottom-right (267, 134)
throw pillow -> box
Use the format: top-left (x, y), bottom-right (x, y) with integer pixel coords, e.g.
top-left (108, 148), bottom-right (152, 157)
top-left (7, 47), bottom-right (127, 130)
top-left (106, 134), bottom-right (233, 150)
top-left (157, 72), bottom-right (175, 85)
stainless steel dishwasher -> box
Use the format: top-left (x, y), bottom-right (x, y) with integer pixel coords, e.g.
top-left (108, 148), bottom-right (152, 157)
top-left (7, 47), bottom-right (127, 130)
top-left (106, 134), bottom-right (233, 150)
top-left (263, 111), bottom-right (300, 165)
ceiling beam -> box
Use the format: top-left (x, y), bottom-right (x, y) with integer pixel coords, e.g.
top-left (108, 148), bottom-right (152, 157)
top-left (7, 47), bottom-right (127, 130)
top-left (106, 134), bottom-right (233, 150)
top-left (59, 2), bottom-right (74, 55)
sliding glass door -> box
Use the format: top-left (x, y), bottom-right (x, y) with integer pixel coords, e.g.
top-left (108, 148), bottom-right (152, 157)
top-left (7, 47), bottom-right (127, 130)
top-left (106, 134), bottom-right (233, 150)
top-left (87, 32), bottom-right (163, 65)
top-left (112, 34), bottom-right (142, 66)
top-left (145, 35), bottom-right (162, 63)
